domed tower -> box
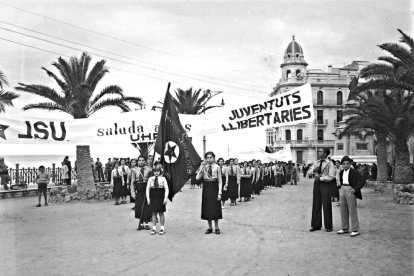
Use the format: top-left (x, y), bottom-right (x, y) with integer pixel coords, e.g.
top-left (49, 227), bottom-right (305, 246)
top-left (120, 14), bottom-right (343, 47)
top-left (281, 36), bottom-right (308, 82)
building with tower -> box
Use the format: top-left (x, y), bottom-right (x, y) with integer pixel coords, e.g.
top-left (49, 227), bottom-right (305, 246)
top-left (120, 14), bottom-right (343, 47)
top-left (266, 36), bottom-right (377, 164)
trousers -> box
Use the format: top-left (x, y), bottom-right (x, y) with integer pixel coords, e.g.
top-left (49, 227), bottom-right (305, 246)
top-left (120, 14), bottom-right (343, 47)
top-left (311, 179), bottom-right (333, 230)
top-left (339, 186), bottom-right (360, 232)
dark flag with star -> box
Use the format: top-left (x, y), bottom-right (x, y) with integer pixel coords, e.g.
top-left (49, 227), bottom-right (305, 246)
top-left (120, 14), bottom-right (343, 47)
top-left (154, 83), bottom-right (202, 200)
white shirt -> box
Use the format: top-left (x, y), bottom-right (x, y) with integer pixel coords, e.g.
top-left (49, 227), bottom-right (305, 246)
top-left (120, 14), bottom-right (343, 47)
top-left (343, 169), bottom-right (350, 184)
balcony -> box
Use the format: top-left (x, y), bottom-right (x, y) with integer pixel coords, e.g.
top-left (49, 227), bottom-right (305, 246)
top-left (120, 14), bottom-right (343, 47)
top-left (271, 140), bottom-right (335, 148)
top-left (314, 100), bottom-right (344, 107)
top-left (316, 119), bottom-right (328, 126)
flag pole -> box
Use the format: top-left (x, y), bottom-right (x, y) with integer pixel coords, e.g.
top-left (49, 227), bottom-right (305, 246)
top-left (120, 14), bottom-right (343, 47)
top-left (138, 82), bottom-right (171, 230)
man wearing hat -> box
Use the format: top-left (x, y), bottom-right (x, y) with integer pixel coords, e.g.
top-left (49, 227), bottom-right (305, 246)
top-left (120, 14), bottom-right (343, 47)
top-left (337, 155), bottom-right (363, 237)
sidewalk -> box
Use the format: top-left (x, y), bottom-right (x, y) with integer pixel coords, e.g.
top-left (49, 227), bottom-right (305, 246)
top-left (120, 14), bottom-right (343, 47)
top-left (0, 177), bottom-right (412, 276)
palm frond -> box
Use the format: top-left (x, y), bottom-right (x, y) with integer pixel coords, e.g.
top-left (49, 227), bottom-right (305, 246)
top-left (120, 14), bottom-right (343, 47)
top-left (89, 85), bottom-right (124, 107)
top-left (22, 102), bottom-right (67, 112)
top-left (88, 98), bottom-right (131, 117)
top-left (0, 90), bottom-right (19, 113)
top-left (0, 70), bottom-right (9, 89)
top-left (15, 84), bottom-right (65, 105)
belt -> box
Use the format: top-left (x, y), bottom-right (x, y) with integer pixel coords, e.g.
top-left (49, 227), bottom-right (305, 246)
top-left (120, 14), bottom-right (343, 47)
top-left (204, 179), bottom-right (218, 182)
top-left (342, 184), bottom-right (351, 186)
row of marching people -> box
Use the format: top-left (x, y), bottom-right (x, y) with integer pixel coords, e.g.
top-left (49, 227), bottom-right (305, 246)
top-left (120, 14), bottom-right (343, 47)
top-left (194, 157), bottom-right (300, 209)
top-left (195, 152), bottom-right (300, 235)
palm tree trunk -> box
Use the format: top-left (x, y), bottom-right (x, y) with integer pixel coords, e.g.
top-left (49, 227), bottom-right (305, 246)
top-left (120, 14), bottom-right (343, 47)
top-left (76, 145), bottom-right (95, 190)
top-left (376, 133), bottom-right (388, 182)
top-left (393, 138), bottom-right (414, 184)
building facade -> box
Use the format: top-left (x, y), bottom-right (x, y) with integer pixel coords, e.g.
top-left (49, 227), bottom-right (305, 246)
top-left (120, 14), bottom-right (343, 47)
top-left (266, 36), bottom-right (376, 164)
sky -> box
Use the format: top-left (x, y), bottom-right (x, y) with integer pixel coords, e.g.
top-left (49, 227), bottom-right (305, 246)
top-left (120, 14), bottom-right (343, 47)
top-left (0, 0), bottom-right (412, 160)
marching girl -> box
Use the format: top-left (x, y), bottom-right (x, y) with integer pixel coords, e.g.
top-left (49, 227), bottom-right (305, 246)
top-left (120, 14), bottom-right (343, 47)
top-left (256, 160), bottom-right (264, 194)
top-left (196, 151), bottom-right (223, 235)
top-left (146, 167), bottom-right (169, 235)
top-left (111, 161), bottom-right (124, 205)
top-left (119, 159), bottom-right (130, 204)
top-left (268, 162), bottom-right (275, 188)
top-left (129, 159), bottom-right (139, 210)
top-left (262, 163), bottom-right (270, 190)
top-left (275, 161), bottom-right (284, 188)
top-left (217, 158), bottom-right (228, 208)
top-left (131, 156), bottom-right (153, 231)
top-left (226, 158), bottom-right (240, 206)
top-left (239, 161), bottom-right (252, 202)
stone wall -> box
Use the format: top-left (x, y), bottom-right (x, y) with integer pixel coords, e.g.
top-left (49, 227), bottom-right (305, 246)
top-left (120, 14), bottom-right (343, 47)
top-left (366, 180), bottom-right (414, 205)
top-left (76, 145), bottom-right (95, 190)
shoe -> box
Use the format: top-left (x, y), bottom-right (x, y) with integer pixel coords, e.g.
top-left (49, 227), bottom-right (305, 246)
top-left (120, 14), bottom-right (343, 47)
top-left (144, 225), bottom-right (151, 230)
top-left (337, 229), bottom-right (349, 234)
top-left (121, 201), bottom-right (127, 204)
top-left (137, 225), bottom-right (144, 231)
top-left (131, 207), bottom-right (135, 210)
top-left (159, 229), bottom-right (165, 235)
top-left (205, 228), bottom-right (213, 234)
top-left (238, 200), bottom-right (242, 202)
top-left (36, 204), bottom-right (41, 207)
top-left (309, 228), bottom-right (321, 232)
top-left (350, 231), bottom-right (360, 237)
top-left (221, 205), bottom-right (225, 209)
top-left (215, 228), bottom-right (221, 235)
top-left (150, 229), bottom-right (156, 235)
top-left (325, 229), bottom-right (333, 232)
top-left (336, 203), bottom-right (340, 206)
top-left (45, 203), bottom-right (48, 206)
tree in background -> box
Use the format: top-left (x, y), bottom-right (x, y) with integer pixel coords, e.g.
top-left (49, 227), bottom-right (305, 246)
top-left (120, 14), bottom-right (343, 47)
top-left (16, 52), bottom-right (144, 189)
top-left (0, 70), bottom-right (19, 114)
top-left (349, 29), bottom-right (414, 184)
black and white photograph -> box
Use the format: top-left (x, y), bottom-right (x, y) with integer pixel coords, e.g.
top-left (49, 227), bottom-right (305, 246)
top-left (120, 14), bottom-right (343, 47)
top-left (0, 0), bottom-right (412, 275)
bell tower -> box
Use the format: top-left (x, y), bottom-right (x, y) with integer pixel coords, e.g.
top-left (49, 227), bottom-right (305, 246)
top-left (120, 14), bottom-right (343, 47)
top-left (280, 36), bottom-right (308, 83)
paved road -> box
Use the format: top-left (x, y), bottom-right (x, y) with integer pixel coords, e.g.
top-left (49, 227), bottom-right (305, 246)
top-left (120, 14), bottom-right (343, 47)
top-left (0, 177), bottom-right (413, 276)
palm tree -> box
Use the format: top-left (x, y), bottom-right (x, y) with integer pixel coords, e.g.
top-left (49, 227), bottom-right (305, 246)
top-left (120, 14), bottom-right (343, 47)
top-left (16, 53), bottom-right (143, 118)
top-left (350, 29), bottom-right (414, 183)
top-left (344, 90), bottom-right (390, 182)
top-left (171, 87), bottom-right (223, 115)
top-left (0, 70), bottom-right (19, 114)
top-left (16, 52), bottom-right (144, 188)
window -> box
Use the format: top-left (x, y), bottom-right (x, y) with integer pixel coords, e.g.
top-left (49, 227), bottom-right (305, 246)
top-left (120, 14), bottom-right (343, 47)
top-left (337, 110), bottom-right (343, 123)
top-left (337, 143), bottom-right (344, 150)
top-left (286, 129), bottom-right (291, 141)
top-left (286, 70), bottom-right (291, 78)
top-left (317, 90), bottom-right (323, 105)
top-left (337, 91), bottom-right (343, 105)
top-left (317, 110), bottom-right (323, 124)
top-left (297, 129), bottom-right (303, 141)
top-left (356, 143), bottom-right (368, 150)
top-left (317, 129), bottom-right (324, 141)
top-left (296, 69), bottom-right (301, 77)
top-left (296, 54), bottom-right (299, 58)
top-left (287, 54), bottom-right (291, 58)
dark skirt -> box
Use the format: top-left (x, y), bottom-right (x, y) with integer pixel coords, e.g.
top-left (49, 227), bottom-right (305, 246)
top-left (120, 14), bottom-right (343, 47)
top-left (263, 175), bottom-right (270, 187)
top-left (227, 175), bottom-right (238, 200)
top-left (254, 179), bottom-right (261, 194)
top-left (240, 177), bottom-right (251, 198)
top-left (112, 176), bottom-right (123, 197)
top-left (270, 176), bottom-right (275, 187)
top-left (201, 180), bottom-right (222, 221)
top-left (121, 175), bottom-right (129, 196)
top-left (221, 176), bottom-right (228, 201)
top-left (135, 182), bottom-right (152, 221)
top-left (276, 174), bottom-right (283, 187)
top-left (150, 187), bottom-right (166, 212)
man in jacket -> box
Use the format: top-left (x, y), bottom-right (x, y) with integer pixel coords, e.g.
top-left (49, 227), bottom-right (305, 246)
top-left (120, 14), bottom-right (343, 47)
top-left (309, 148), bottom-right (336, 232)
top-left (337, 156), bottom-right (363, 237)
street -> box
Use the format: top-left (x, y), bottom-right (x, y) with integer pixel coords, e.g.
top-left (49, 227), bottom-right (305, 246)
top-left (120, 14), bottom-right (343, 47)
top-left (0, 176), bottom-right (412, 276)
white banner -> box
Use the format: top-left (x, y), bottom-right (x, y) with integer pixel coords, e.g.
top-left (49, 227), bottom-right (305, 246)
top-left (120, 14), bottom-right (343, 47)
top-left (268, 144), bottom-right (293, 162)
top-left (0, 84), bottom-right (313, 145)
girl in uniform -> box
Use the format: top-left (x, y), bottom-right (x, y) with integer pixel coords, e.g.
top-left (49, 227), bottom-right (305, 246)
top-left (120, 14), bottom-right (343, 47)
top-left (262, 163), bottom-right (270, 190)
top-left (119, 159), bottom-right (130, 204)
top-left (268, 162), bottom-right (275, 188)
top-left (111, 162), bottom-right (124, 205)
top-left (226, 158), bottom-right (240, 206)
top-left (196, 151), bottom-right (223, 235)
top-left (275, 161), bottom-right (284, 188)
top-left (132, 156), bottom-right (153, 230)
top-left (217, 158), bottom-right (228, 208)
top-left (239, 161), bottom-right (252, 202)
top-left (146, 167), bottom-right (169, 235)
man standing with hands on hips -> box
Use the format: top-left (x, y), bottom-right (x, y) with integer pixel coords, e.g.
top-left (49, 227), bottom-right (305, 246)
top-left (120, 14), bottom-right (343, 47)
top-left (309, 148), bottom-right (335, 232)
top-left (337, 156), bottom-right (363, 237)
